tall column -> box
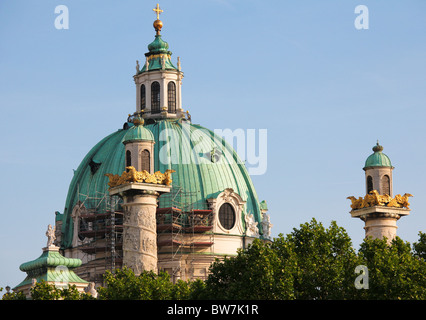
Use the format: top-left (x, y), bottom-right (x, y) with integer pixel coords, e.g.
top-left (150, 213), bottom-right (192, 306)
top-left (121, 192), bottom-right (158, 274)
top-left (109, 183), bottom-right (171, 275)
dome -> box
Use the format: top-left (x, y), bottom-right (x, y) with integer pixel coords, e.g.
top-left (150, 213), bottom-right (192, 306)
top-left (139, 34), bottom-right (177, 73)
top-left (122, 122), bottom-right (154, 143)
top-left (147, 35), bottom-right (169, 54)
top-left (364, 142), bottom-right (392, 168)
top-left (60, 119), bottom-right (262, 249)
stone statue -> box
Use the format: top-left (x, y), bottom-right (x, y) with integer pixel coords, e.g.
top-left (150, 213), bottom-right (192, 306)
top-left (146, 57), bottom-right (149, 71)
top-left (46, 224), bottom-right (56, 247)
top-left (245, 212), bottom-right (259, 237)
top-left (347, 190), bottom-right (413, 210)
top-left (177, 57), bottom-right (181, 71)
top-left (261, 213), bottom-right (273, 240)
top-left (136, 60), bottom-right (140, 73)
top-left (161, 57), bottom-right (166, 70)
top-left (86, 282), bottom-right (98, 298)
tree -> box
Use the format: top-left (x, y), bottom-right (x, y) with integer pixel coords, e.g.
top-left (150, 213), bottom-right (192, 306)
top-left (285, 219), bottom-right (361, 299)
top-left (202, 218), bottom-right (425, 300)
top-left (204, 218), bottom-right (361, 300)
top-left (97, 267), bottom-right (203, 300)
top-left (413, 231), bottom-right (426, 261)
top-left (204, 238), bottom-right (295, 299)
top-left (358, 236), bottom-right (426, 299)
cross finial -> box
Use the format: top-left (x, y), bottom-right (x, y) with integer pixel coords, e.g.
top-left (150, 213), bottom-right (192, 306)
top-left (153, 3), bottom-right (163, 20)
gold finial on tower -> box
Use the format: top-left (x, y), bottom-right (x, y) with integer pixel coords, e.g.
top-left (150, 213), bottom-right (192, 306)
top-left (153, 4), bottom-right (163, 34)
top-left (153, 3), bottom-right (163, 20)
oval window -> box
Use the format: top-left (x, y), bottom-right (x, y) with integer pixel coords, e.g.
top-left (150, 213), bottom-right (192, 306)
top-left (218, 203), bottom-right (235, 230)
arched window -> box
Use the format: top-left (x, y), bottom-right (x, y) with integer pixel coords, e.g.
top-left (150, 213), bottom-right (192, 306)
top-left (141, 150), bottom-right (150, 172)
top-left (140, 84), bottom-right (146, 110)
top-left (218, 203), bottom-right (235, 230)
top-left (151, 81), bottom-right (160, 113)
top-left (381, 175), bottom-right (390, 195)
top-left (126, 150), bottom-right (132, 167)
top-left (367, 176), bottom-right (373, 193)
top-left (168, 81), bottom-right (176, 113)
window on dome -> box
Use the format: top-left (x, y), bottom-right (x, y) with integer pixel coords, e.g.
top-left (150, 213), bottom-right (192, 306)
top-left (140, 84), bottom-right (146, 110)
top-left (218, 203), bottom-right (235, 230)
top-left (168, 81), bottom-right (176, 113)
top-left (141, 149), bottom-right (150, 172)
top-left (381, 175), bottom-right (390, 195)
top-left (367, 176), bottom-right (373, 193)
top-left (126, 150), bottom-right (132, 167)
top-left (151, 81), bottom-right (160, 113)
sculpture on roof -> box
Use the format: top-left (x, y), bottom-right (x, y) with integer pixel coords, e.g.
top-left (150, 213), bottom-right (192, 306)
top-left (46, 224), bottom-right (56, 247)
top-left (245, 212), bottom-right (259, 237)
top-left (261, 213), bottom-right (273, 240)
top-left (105, 166), bottom-right (175, 188)
top-left (347, 190), bottom-right (413, 210)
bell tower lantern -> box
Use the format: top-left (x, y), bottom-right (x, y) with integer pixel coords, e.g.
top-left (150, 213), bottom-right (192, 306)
top-left (133, 4), bottom-right (184, 121)
top-left (363, 141), bottom-right (394, 196)
top-left (348, 142), bottom-right (413, 243)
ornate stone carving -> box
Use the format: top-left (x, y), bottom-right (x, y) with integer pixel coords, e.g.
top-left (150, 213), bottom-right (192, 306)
top-left (105, 166), bottom-right (175, 188)
top-left (46, 224), bottom-right (56, 247)
top-left (347, 190), bottom-right (413, 210)
top-left (261, 213), bottom-right (273, 240)
top-left (245, 213), bottom-right (259, 237)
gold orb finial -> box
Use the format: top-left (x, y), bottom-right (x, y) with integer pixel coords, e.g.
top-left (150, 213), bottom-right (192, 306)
top-left (152, 4), bottom-right (163, 34)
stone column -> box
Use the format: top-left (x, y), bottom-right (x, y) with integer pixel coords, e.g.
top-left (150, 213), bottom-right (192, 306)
top-left (122, 192), bottom-right (158, 274)
top-left (350, 206), bottom-right (410, 244)
top-left (109, 183), bottom-right (171, 275)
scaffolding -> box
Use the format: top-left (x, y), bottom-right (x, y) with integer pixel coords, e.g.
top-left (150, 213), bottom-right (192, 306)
top-left (73, 186), bottom-right (214, 284)
top-left (156, 186), bottom-right (214, 280)
top-left (75, 191), bottom-right (123, 285)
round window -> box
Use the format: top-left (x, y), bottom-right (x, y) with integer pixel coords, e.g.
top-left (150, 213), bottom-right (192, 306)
top-left (218, 203), bottom-right (235, 230)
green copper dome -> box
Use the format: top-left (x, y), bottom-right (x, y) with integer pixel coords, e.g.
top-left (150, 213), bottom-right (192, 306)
top-left (139, 34), bottom-right (177, 73)
top-left (59, 119), bottom-right (263, 249)
top-left (364, 142), bottom-right (392, 168)
top-left (15, 247), bottom-right (87, 289)
top-left (122, 121), bottom-right (154, 143)
top-left (147, 35), bottom-right (170, 54)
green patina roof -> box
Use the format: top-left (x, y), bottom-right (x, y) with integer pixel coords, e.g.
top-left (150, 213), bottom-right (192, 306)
top-left (364, 142), bottom-right (392, 168)
top-left (123, 122), bottom-right (154, 143)
top-left (14, 247), bottom-right (87, 289)
top-left (139, 35), bottom-right (177, 73)
top-left (20, 249), bottom-right (82, 272)
top-left (60, 119), bottom-right (262, 249)
top-left (260, 200), bottom-right (268, 211)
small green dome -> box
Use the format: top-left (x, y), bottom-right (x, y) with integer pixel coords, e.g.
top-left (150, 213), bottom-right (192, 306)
top-left (140, 34), bottom-right (177, 72)
top-left (147, 35), bottom-right (170, 54)
top-left (122, 122), bottom-right (154, 143)
top-left (364, 142), bottom-right (392, 168)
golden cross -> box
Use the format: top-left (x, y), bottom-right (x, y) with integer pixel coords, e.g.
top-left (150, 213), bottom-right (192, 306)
top-left (153, 4), bottom-right (163, 20)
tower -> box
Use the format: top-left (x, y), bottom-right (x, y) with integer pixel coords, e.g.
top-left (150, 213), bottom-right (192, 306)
top-left (348, 142), bottom-right (412, 243)
top-left (134, 4), bottom-right (184, 121)
top-left (123, 115), bottom-right (155, 173)
top-left (363, 141), bottom-right (393, 196)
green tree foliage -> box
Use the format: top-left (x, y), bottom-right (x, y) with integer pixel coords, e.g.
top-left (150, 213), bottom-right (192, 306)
top-left (358, 237), bottom-right (426, 299)
top-left (97, 267), bottom-right (204, 300)
top-left (30, 280), bottom-right (94, 300)
top-left (204, 218), bottom-right (425, 300)
top-left (204, 218), bottom-right (361, 300)
top-left (4, 219), bottom-right (424, 300)
top-left (204, 238), bottom-right (295, 299)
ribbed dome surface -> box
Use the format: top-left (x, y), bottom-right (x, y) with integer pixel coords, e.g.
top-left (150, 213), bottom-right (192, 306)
top-left (60, 119), bottom-right (262, 249)
top-left (364, 143), bottom-right (392, 168)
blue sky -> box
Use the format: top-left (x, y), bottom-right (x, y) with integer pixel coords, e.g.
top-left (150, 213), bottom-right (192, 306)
top-left (1, 0), bottom-right (426, 293)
